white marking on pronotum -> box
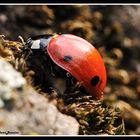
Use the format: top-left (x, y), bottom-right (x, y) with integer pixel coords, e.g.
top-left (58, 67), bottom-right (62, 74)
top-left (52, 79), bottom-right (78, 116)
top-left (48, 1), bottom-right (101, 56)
top-left (31, 40), bottom-right (41, 49)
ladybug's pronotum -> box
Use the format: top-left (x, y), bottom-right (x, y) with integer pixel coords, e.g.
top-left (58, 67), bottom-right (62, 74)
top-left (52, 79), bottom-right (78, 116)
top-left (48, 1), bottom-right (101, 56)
top-left (25, 34), bottom-right (107, 99)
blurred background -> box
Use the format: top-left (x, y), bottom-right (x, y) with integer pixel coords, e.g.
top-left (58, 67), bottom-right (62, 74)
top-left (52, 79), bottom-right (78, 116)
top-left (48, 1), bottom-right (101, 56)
top-left (0, 5), bottom-right (140, 135)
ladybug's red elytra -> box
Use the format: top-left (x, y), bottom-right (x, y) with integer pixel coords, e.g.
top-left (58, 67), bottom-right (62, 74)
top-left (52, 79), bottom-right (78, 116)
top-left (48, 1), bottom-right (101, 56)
top-left (25, 34), bottom-right (107, 99)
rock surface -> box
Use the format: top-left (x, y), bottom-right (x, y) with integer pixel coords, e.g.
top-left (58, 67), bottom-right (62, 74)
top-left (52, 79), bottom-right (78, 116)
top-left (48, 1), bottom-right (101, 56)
top-left (0, 58), bottom-right (79, 135)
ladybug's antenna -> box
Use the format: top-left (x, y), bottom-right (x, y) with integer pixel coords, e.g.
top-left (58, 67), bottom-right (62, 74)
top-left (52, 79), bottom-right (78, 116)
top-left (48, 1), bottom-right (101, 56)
top-left (18, 35), bottom-right (26, 45)
top-left (18, 35), bottom-right (32, 52)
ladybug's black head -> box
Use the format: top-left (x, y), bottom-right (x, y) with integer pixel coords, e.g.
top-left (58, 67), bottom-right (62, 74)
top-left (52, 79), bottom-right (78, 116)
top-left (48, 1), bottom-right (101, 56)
top-left (24, 34), bottom-right (53, 51)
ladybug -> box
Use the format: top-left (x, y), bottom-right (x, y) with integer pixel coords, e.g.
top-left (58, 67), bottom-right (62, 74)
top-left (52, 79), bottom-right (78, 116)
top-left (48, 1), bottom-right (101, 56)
top-left (25, 33), bottom-right (107, 99)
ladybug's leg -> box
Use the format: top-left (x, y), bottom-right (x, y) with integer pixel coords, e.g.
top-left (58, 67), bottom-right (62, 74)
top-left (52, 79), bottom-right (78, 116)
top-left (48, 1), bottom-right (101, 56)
top-left (65, 73), bottom-right (82, 93)
top-left (66, 72), bottom-right (75, 86)
top-left (47, 56), bottom-right (56, 76)
top-left (45, 56), bottom-right (67, 97)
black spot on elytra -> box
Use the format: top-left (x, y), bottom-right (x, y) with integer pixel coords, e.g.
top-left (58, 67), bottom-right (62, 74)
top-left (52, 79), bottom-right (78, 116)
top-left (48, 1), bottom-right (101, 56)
top-left (63, 56), bottom-right (72, 62)
top-left (91, 76), bottom-right (100, 86)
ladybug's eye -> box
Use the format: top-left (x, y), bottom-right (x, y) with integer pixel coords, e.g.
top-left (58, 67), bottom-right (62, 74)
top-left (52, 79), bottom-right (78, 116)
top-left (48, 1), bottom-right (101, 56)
top-left (27, 38), bottom-right (33, 45)
top-left (91, 76), bottom-right (100, 86)
top-left (24, 38), bottom-right (33, 49)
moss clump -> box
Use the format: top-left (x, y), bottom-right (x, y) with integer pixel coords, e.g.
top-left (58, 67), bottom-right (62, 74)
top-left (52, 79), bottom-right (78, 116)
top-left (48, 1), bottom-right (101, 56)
top-left (57, 94), bottom-right (125, 135)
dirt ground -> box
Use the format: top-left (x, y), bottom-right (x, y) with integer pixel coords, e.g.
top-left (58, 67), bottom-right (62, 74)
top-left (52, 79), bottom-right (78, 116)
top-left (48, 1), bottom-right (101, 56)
top-left (0, 5), bottom-right (140, 135)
